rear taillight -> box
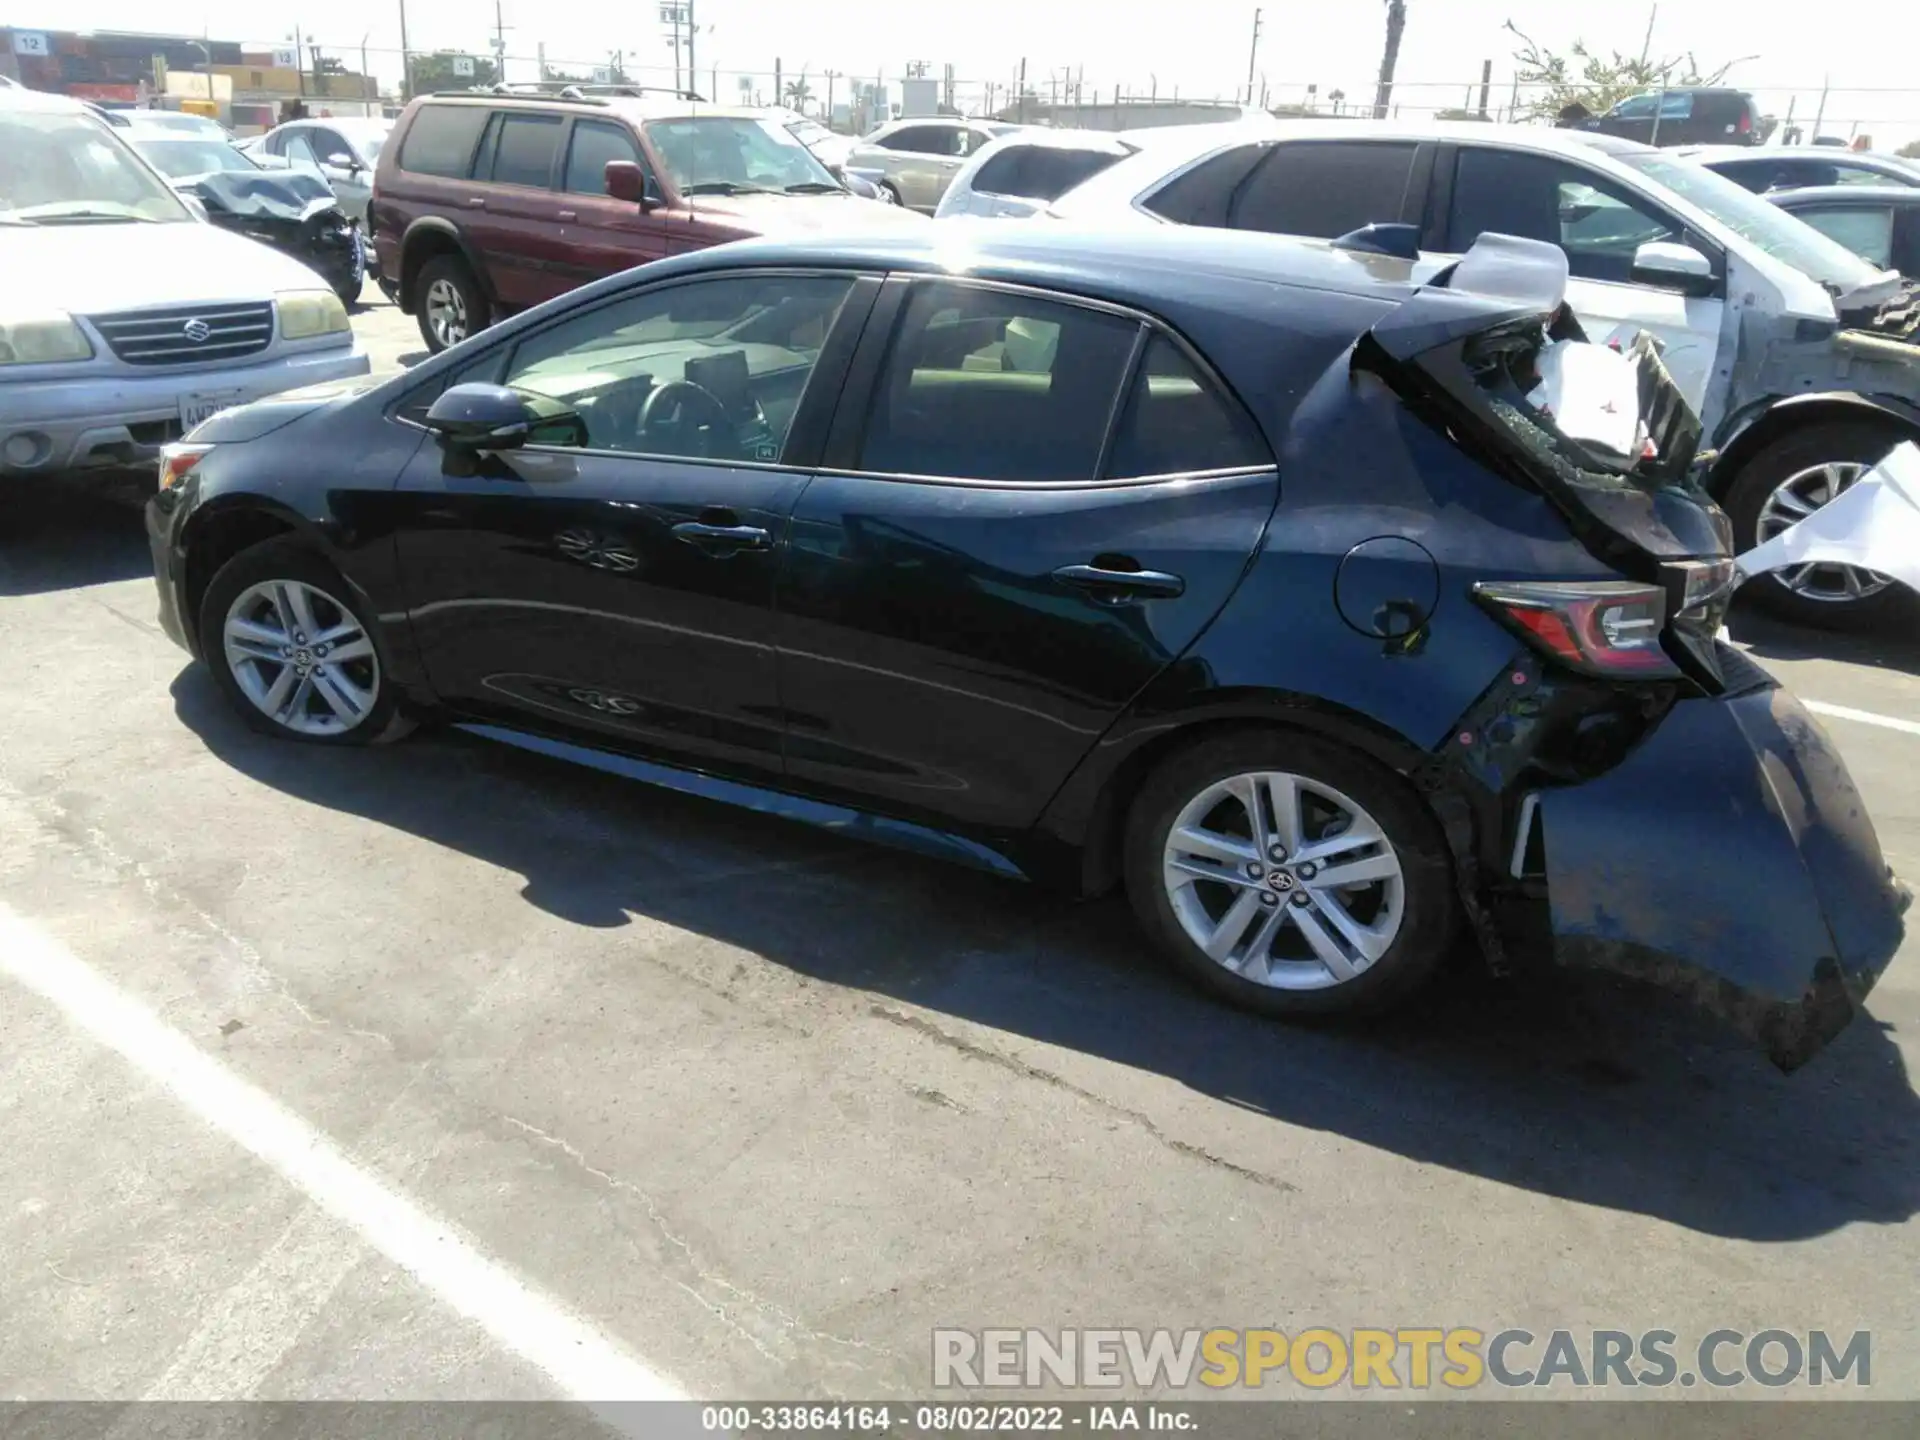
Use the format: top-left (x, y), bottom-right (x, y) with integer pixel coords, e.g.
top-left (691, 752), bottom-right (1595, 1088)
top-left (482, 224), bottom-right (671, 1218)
top-left (1738, 110), bottom-right (1754, 135)
top-left (1472, 579), bottom-right (1680, 678)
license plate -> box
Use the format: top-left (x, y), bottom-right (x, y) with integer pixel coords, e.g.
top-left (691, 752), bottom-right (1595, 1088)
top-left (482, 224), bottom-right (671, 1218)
top-left (179, 389), bottom-right (244, 431)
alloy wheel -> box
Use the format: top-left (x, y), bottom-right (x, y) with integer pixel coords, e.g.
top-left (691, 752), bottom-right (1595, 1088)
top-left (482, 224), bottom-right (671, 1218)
top-left (1161, 770), bottom-right (1405, 991)
top-left (425, 276), bottom-right (469, 348)
top-left (1756, 461), bottom-right (1893, 604)
top-left (222, 579), bottom-right (380, 737)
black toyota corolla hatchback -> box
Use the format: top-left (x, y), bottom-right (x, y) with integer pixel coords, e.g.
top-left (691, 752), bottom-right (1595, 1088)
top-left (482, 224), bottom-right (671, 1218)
top-left (147, 224), bottom-right (1907, 1068)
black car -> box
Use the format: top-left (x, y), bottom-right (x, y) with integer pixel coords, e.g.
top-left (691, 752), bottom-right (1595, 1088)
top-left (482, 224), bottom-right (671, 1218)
top-left (145, 225), bottom-right (1907, 1067)
top-left (1573, 88), bottom-right (1762, 147)
top-left (1766, 184), bottom-right (1920, 281)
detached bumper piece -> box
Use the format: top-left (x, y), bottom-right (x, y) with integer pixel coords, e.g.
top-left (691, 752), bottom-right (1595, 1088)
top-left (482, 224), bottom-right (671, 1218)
top-left (1541, 685), bottom-right (1907, 1070)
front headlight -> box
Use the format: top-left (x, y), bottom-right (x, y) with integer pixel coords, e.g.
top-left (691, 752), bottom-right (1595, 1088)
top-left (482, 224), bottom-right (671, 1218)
top-left (277, 291), bottom-right (350, 341)
top-left (0, 314), bottom-right (93, 365)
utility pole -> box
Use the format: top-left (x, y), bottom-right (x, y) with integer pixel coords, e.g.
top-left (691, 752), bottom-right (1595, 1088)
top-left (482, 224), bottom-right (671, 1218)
top-left (825, 69), bottom-right (838, 123)
top-left (1017, 56), bottom-right (1027, 125)
top-left (396, 2), bottom-right (411, 100)
top-left (1245, 8), bottom-right (1262, 107)
top-left (492, 0), bottom-right (511, 85)
top-left (1373, 0), bottom-right (1407, 120)
top-left (686, 0), bottom-right (697, 96)
top-left (1476, 57), bottom-right (1492, 118)
top-left (1639, 3), bottom-right (1659, 64)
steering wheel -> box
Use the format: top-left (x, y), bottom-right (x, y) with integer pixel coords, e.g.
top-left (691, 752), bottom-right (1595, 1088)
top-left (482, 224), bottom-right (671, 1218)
top-left (638, 379), bottom-right (736, 459)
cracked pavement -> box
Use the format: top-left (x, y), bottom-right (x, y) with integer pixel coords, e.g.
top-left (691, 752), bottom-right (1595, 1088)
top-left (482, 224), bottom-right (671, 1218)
top-left (0, 299), bottom-right (1918, 1403)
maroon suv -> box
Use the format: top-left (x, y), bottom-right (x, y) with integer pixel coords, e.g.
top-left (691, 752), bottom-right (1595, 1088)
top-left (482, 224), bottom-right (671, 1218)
top-left (370, 90), bottom-right (925, 352)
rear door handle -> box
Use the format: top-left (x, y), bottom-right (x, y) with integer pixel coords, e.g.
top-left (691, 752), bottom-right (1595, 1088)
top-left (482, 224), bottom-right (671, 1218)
top-left (557, 209), bottom-right (578, 222)
top-left (673, 521), bottom-right (772, 553)
top-left (466, 196), bottom-right (487, 209)
top-left (1052, 563), bottom-right (1186, 600)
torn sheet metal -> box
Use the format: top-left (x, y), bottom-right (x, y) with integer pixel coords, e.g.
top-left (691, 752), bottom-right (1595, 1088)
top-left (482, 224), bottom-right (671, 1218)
top-left (1542, 684), bottom-right (1907, 1070)
top-left (1734, 440), bottom-right (1920, 592)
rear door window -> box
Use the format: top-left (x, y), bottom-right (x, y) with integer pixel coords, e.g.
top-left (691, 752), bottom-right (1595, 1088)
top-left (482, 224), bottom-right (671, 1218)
top-left (1104, 335), bottom-right (1270, 478)
top-left (884, 125), bottom-right (963, 156)
top-left (489, 113), bottom-right (563, 188)
top-left (397, 104), bottom-right (490, 178)
top-left (857, 282), bottom-right (1140, 482)
top-left (1228, 141), bottom-right (1420, 238)
top-left (1141, 144), bottom-right (1271, 226)
top-left (564, 119), bottom-right (644, 195)
top-left (1447, 148), bottom-right (1682, 284)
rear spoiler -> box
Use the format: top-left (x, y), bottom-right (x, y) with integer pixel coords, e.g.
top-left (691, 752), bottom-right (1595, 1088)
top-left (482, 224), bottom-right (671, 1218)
top-left (1366, 233), bottom-right (1574, 362)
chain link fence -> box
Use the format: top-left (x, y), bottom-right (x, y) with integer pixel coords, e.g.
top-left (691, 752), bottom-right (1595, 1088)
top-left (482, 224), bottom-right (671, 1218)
top-left (286, 41), bottom-right (1920, 148)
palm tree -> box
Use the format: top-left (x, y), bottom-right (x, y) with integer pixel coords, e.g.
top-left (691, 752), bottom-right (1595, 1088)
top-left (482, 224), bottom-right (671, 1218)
top-left (784, 74), bottom-right (813, 112)
top-left (1373, 0), bottom-right (1407, 119)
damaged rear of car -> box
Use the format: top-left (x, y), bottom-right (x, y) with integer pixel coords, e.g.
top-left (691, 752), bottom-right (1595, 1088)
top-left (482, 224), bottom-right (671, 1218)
top-left (180, 169), bottom-right (364, 308)
top-left (1359, 239), bottom-right (1908, 1068)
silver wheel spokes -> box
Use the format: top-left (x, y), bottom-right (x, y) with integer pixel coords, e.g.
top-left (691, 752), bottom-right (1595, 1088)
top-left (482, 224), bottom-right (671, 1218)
top-left (1757, 461), bottom-right (1892, 603)
top-left (426, 277), bottom-right (468, 347)
top-left (1163, 770), bottom-right (1405, 991)
top-left (223, 580), bottom-right (379, 736)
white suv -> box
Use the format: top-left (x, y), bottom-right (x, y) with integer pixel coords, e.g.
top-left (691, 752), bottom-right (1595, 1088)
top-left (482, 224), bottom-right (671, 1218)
top-left (0, 86), bottom-right (369, 481)
top-left (1049, 120), bottom-right (1920, 625)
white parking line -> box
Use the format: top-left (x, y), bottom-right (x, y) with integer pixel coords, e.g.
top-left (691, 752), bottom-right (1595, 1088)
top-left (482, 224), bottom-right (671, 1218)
top-left (1806, 700), bottom-right (1920, 738)
top-left (0, 902), bottom-right (683, 1403)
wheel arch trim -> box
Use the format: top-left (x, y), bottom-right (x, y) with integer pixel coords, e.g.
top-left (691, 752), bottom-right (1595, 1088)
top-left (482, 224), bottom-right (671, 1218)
top-left (397, 218), bottom-right (496, 313)
top-left (1704, 391), bottom-right (1920, 498)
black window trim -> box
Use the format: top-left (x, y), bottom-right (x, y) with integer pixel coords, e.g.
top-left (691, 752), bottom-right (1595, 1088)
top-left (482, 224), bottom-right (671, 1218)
top-left (1430, 141), bottom-right (1731, 299)
top-left (388, 267), bottom-right (882, 474)
top-left (816, 273), bottom-right (1278, 492)
top-left (1132, 139), bottom-right (1275, 224)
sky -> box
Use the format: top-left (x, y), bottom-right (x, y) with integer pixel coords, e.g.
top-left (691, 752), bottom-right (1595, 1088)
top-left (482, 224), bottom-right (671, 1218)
top-left (28, 0), bottom-right (1920, 143)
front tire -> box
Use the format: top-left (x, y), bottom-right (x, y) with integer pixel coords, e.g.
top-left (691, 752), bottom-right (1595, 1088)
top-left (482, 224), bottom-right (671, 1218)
top-left (416, 254), bottom-right (488, 354)
top-left (197, 539), bottom-right (411, 746)
top-left (1124, 731), bottom-right (1457, 1019)
top-left (1723, 420), bottom-right (1913, 629)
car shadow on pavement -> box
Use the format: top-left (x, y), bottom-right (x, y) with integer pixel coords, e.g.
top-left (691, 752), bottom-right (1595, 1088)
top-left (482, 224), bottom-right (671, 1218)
top-left (171, 668), bottom-right (1920, 1244)
top-left (0, 483), bottom-right (154, 597)
top-left (1728, 606), bottom-right (1920, 679)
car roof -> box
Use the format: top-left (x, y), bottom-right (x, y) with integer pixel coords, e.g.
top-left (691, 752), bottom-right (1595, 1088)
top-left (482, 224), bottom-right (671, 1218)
top-left (1679, 144), bottom-right (1916, 169)
top-left (1766, 184), bottom-right (1920, 207)
top-left (412, 92), bottom-right (768, 125)
top-left (0, 84), bottom-right (92, 115)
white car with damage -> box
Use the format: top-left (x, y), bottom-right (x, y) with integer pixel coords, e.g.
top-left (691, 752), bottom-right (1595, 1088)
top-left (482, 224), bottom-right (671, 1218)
top-left (0, 85), bottom-right (368, 482)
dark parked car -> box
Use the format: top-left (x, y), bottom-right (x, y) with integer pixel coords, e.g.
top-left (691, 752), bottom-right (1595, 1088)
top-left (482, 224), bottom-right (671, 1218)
top-left (146, 225), bottom-right (1906, 1068)
top-left (1572, 88), bottom-right (1763, 147)
top-left (369, 90), bottom-right (925, 354)
top-left (1680, 144), bottom-right (1920, 194)
top-left (1766, 185), bottom-right (1920, 281)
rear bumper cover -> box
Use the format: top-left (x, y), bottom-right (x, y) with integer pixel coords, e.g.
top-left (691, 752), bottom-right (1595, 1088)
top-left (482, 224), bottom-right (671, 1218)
top-left (1541, 685), bottom-right (1908, 1069)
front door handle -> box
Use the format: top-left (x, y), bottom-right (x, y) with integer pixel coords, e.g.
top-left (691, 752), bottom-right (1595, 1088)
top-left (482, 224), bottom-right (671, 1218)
top-left (1052, 563), bottom-right (1186, 600)
top-left (673, 521), bottom-right (772, 553)
top-left (466, 196), bottom-right (487, 209)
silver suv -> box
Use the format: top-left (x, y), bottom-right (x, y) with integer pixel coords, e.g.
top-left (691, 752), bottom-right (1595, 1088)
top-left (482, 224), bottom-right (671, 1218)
top-left (0, 86), bottom-right (369, 480)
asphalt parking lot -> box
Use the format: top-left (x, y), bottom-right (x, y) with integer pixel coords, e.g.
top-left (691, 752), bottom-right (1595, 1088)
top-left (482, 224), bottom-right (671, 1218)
top-left (2, 292), bottom-right (1918, 1406)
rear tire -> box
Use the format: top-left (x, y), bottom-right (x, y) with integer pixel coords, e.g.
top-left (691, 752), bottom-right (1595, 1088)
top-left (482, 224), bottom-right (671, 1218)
top-left (1123, 730), bottom-right (1457, 1019)
top-left (1723, 420), bottom-right (1914, 630)
top-left (198, 539), bottom-right (413, 747)
top-left (415, 254), bottom-right (488, 354)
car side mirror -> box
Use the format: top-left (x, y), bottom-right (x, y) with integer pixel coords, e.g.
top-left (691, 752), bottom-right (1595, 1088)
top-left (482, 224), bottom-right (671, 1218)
top-left (605, 160), bottom-right (660, 211)
top-left (423, 384), bottom-right (537, 450)
top-left (1632, 240), bottom-right (1717, 295)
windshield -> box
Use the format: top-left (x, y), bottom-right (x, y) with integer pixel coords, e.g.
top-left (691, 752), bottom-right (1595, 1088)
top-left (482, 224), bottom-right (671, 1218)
top-left (645, 116), bottom-right (840, 194)
top-left (136, 138), bottom-right (259, 178)
top-left (787, 119), bottom-right (833, 147)
top-left (0, 110), bottom-right (191, 223)
top-left (1617, 150), bottom-right (1886, 292)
